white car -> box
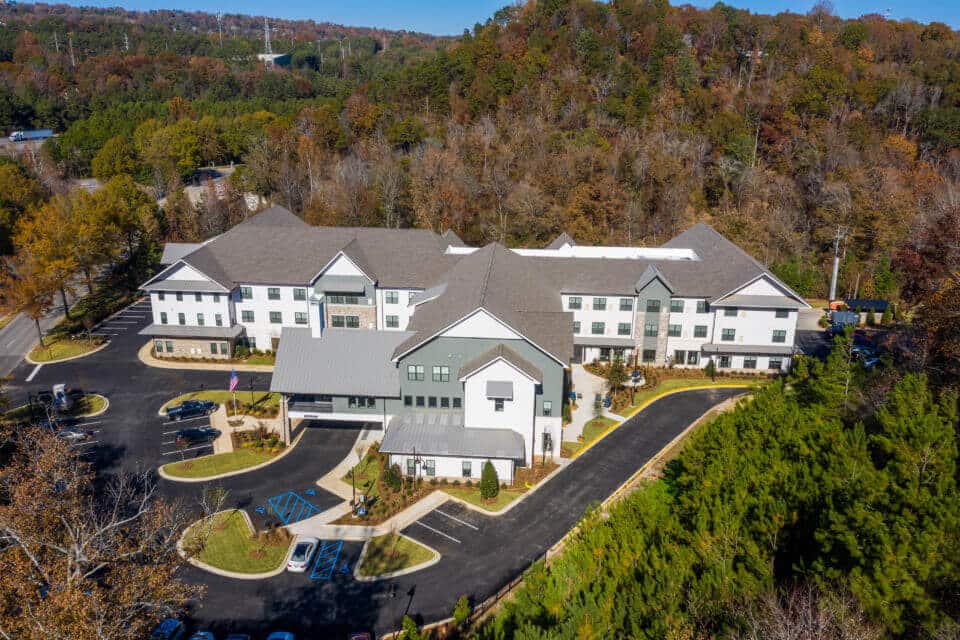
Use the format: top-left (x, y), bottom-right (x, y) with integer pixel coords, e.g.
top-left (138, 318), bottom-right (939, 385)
top-left (286, 537), bottom-right (319, 573)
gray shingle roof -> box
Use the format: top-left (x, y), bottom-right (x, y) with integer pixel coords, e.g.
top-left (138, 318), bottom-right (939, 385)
top-left (139, 324), bottom-right (245, 339)
top-left (142, 279), bottom-right (229, 293)
top-left (160, 242), bottom-right (202, 265)
top-left (710, 294), bottom-right (804, 309)
top-left (458, 344), bottom-right (543, 383)
top-left (269, 328), bottom-right (413, 396)
top-left (380, 412), bottom-right (525, 460)
top-left (546, 231), bottom-right (576, 249)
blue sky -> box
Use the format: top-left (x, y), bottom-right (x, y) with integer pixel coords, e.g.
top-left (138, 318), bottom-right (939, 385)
top-left (60, 0), bottom-right (959, 34)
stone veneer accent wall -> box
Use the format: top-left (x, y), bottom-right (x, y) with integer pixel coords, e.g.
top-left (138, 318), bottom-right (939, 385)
top-left (154, 338), bottom-right (233, 359)
top-left (324, 304), bottom-right (377, 330)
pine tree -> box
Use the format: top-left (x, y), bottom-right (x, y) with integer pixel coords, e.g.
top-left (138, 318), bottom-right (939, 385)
top-left (480, 460), bottom-right (499, 500)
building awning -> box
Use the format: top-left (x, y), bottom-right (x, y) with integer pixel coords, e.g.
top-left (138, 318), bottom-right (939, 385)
top-left (141, 279), bottom-right (230, 293)
top-left (315, 275), bottom-right (368, 294)
top-left (139, 324), bottom-right (245, 339)
top-left (381, 412), bottom-right (525, 460)
top-left (709, 294), bottom-right (803, 309)
top-left (486, 381), bottom-right (513, 400)
top-left (573, 336), bottom-right (636, 348)
top-left (701, 343), bottom-right (794, 356)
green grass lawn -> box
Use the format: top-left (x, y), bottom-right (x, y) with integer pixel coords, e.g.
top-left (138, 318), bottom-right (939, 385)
top-left (442, 485), bottom-right (525, 512)
top-left (357, 533), bottom-right (435, 577)
top-left (626, 378), bottom-right (754, 415)
top-left (162, 448), bottom-right (278, 478)
top-left (244, 354), bottom-right (275, 365)
top-left (66, 394), bottom-right (107, 416)
top-left (29, 337), bottom-right (104, 362)
top-left (562, 416), bottom-right (616, 455)
top-left (161, 390), bottom-right (280, 413)
top-left (343, 450), bottom-right (383, 502)
top-left (184, 510), bottom-right (289, 574)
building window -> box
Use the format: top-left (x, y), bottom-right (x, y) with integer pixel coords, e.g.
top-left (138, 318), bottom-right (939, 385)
top-left (724, 307), bottom-right (738, 317)
top-left (160, 312), bottom-right (168, 325)
top-left (326, 294), bottom-right (361, 305)
top-left (772, 330), bottom-right (787, 343)
top-left (215, 313), bottom-right (223, 327)
top-left (694, 325), bottom-right (708, 338)
top-left (573, 321), bottom-right (581, 334)
top-left (195, 292), bottom-right (202, 302)
top-left (220, 343), bottom-right (228, 355)
top-left (295, 312), bottom-right (308, 325)
top-left (620, 298), bottom-right (633, 311)
top-left (743, 356), bottom-right (757, 369)
top-left (462, 461), bottom-right (472, 478)
top-left (385, 290), bottom-right (399, 304)
top-left (674, 350), bottom-right (686, 364)
top-left (269, 311), bottom-right (282, 324)
top-left (599, 348), bottom-right (610, 362)
top-left (440, 397), bottom-right (450, 408)
top-left (644, 323), bottom-right (658, 337)
top-left (331, 315), bottom-right (344, 327)
top-left (687, 351), bottom-right (700, 365)
top-left (721, 328), bottom-right (736, 341)
top-left (670, 299), bottom-right (684, 313)
top-left (154, 340), bottom-right (164, 353)
top-left (428, 396), bottom-right (437, 408)
top-left (176, 292), bottom-right (183, 302)
top-left (158, 292), bottom-right (165, 301)
top-left (267, 287), bottom-right (280, 300)
top-left (240, 287), bottom-right (252, 300)
top-left (593, 297), bottom-right (606, 311)
top-left (432, 366), bottom-right (450, 382)
top-left (416, 396), bottom-right (425, 407)
top-left (452, 397), bottom-right (462, 409)
top-left (668, 324), bottom-right (682, 337)
top-left (494, 398), bottom-right (505, 412)
top-left (646, 299), bottom-right (661, 313)
top-left (775, 309), bottom-right (789, 319)
top-left (697, 300), bottom-right (709, 314)
top-left (293, 288), bottom-right (306, 301)
top-left (568, 296), bottom-right (582, 310)
top-left (406, 458), bottom-right (415, 476)
top-left (769, 358), bottom-right (783, 371)
top-left (209, 342), bottom-right (218, 355)
top-left (178, 313), bottom-right (186, 326)
top-left (618, 323), bottom-right (631, 336)
top-left (241, 310), bottom-right (254, 323)
top-left (424, 460), bottom-right (436, 476)
top-left (165, 340), bottom-right (173, 352)
top-left (386, 315), bottom-right (399, 328)
top-left (404, 395), bottom-right (412, 407)
top-left (591, 322), bottom-right (605, 335)
top-left (642, 349), bottom-right (656, 363)
top-left (543, 400), bottom-right (553, 416)
top-left (718, 355), bottom-right (731, 368)
top-left (348, 397), bottom-right (357, 408)
top-left (407, 365), bottom-right (425, 381)
top-left (213, 293), bottom-right (220, 303)
top-left (197, 313), bottom-right (205, 326)
top-left (367, 397), bottom-right (376, 408)
top-left (247, 337), bottom-right (256, 349)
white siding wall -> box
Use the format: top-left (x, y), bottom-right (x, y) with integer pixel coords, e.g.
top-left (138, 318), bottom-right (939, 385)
top-left (562, 293), bottom-right (636, 340)
top-left (234, 284), bottom-right (311, 350)
top-left (665, 297), bottom-right (713, 367)
top-left (534, 416), bottom-right (562, 461)
top-left (388, 454), bottom-right (514, 484)
top-left (442, 309), bottom-right (523, 339)
top-left (712, 308), bottom-right (797, 349)
top-left (150, 291), bottom-right (232, 331)
top-left (375, 288), bottom-right (421, 330)
top-left (463, 359), bottom-right (536, 465)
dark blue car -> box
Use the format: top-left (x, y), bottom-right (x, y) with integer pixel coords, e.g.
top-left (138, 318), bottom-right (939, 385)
top-left (165, 399), bottom-right (216, 421)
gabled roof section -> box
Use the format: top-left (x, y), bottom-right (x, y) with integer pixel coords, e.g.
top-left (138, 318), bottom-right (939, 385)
top-left (140, 260), bottom-right (231, 292)
top-left (635, 265), bottom-right (674, 294)
top-left (439, 229), bottom-right (466, 248)
top-left (458, 344), bottom-right (543, 383)
top-left (160, 242), bottom-right (202, 265)
top-left (546, 231), bottom-right (576, 250)
top-left (392, 243), bottom-right (573, 365)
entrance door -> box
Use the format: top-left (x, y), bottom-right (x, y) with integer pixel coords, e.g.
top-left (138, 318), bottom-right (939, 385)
top-left (573, 345), bottom-right (584, 363)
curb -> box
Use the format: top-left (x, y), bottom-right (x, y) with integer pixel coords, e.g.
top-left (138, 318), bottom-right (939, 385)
top-left (25, 338), bottom-right (111, 365)
top-left (568, 383), bottom-right (753, 460)
top-left (353, 532), bottom-right (441, 582)
top-left (440, 462), bottom-right (567, 518)
top-left (159, 428), bottom-right (306, 483)
top-left (177, 509), bottom-right (290, 580)
top-left (74, 394), bottom-right (110, 418)
top-left (138, 341), bottom-right (274, 373)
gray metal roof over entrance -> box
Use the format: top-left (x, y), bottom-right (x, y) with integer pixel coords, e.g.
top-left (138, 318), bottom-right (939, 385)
top-left (380, 412), bottom-right (525, 460)
top-left (139, 324), bottom-right (244, 339)
top-left (701, 343), bottom-right (794, 355)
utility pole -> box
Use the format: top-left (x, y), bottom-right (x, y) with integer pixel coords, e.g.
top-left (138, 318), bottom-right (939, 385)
top-left (828, 225), bottom-right (848, 302)
top-left (68, 34), bottom-right (76, 68)
top-left (53, 31), bottom-right (59, 53)
top-left (217, 11), bottom-right (223, 48)
top-left (123, 32), bottom-right (129, 51)
top-left (263, 17), bottom-right (272, 55)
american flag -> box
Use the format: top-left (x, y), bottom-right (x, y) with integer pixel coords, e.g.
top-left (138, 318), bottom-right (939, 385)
top-left (229, 369), bottom-right (238, 392)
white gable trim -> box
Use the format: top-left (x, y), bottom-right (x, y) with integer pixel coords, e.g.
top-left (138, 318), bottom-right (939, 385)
top-left (310, 250), bottom-right (374, 285)
top-left (392, 306), bottom-right (568, 367)
top-left (712, 273), bottom-right (809, 308)
top-left (441, 309), bottom-right (522, 340)
top-left (458, 357), bottom-right (540, 384)
top-left (140, 260), bottom-right (230, 291)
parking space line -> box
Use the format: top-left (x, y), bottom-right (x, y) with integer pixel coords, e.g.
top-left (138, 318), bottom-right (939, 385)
top-left (162, 444), bottom-right (213, 456)
top-left (162, 440), bottom-right (175, 445)
top-left (413, 520), bottom-right (461, 544)
top-left (70, 440), bottom-right (99, 448)
top-left (103, 320), bottom-right (138, 324)
top-left (25, 364), bottom-right (42, 382)
top-left (434, 509), bottom-right (479, 530)
top-left (162, 416), bottom-right (209, 425)
top-left (79, 420), bottom-right (106, 426)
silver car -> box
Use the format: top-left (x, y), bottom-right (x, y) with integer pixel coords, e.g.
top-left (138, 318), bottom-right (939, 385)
top-left (286, 537), bottom-right (319, 573)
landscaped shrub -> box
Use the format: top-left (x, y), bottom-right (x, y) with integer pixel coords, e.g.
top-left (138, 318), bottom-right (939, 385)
top-left (383, 463), bottom-right (402, 491)
top-left (562, 401), bottom-right (572, 423)
top-left (881, 305), bottom-right (893, 324)
top-left (465, 479), bottom-right (473, 487)
top-left (480, 460), bottom-right (499, 500)
top-left (866, 308), bottom-right (876, 326)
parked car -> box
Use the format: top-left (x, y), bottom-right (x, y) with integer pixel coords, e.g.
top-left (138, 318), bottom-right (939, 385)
top-left (266, 633), bottom-right (295, 640)
top-left (149, 619), bottom-right (186, 640)
top-left (174, 427), bottom-right (220, 446)
top-left (286, 537), bottom-right (319, 573)
top-left (56, 426), bottom-right (94, 444)
top-left (165, 399), bottom-right (217, 421)
top-left (52, 383), bottom-right (72, 412)
top-left (224, 635), bottom-right (251, 640)
top-left (188, 633), bottom-right (216, 640)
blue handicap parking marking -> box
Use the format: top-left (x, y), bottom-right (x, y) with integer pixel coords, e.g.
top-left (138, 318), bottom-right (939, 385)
top-left (267, 491), bottom-right (323, 525)
top-left (309, 540), bottom-right (344, 581)
top-left (255, 506), bottom-right (266, 515)
top-left (304, 488), bottom-right (316, 496)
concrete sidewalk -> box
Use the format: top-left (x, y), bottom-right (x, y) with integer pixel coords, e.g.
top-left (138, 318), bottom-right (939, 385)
top-left (566, 364), bottom-right (605, 441)
top-left (138, 341), bottom-right (274, 372)
top-left (287, 491), bottom-right (450, 541)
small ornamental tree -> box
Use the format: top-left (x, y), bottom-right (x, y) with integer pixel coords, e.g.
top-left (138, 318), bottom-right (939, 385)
top-left (866, 308), bottom-right (876, 326)
top-left (383, 462), bottom-right (403, 492)
top-left (705, 358), bottom-right (717, 382)
top-left (881, 305), bottom-right (893, 325)
top-left (480, 460), bottom-right (499, 500)
top-left (453, 594), bottom-right (471, 627)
